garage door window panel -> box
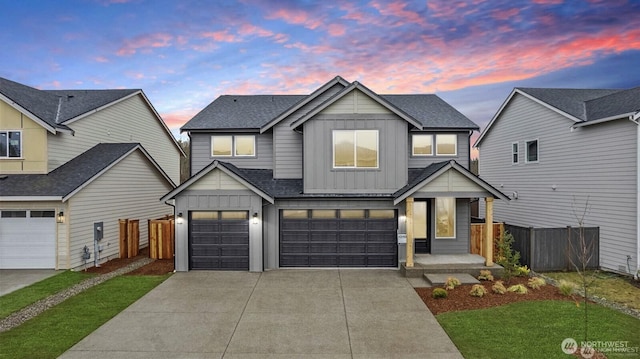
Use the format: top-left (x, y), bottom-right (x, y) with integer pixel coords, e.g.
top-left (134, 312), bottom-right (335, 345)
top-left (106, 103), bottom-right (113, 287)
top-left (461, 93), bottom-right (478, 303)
top-left (30, 211), bottom-right (55, 218)
top-left (1, 210), bottom-right (26, 218)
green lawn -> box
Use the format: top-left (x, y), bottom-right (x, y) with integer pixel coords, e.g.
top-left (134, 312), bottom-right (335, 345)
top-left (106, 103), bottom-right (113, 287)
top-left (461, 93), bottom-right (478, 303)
top-left (0, 274), bottom-right (170, 359)
top-left (544, 271), bottom-right (640, 310)
top-left (0, 270), bottom-right (94, 319)
top-left (438, 300), bottom-right (640, 359)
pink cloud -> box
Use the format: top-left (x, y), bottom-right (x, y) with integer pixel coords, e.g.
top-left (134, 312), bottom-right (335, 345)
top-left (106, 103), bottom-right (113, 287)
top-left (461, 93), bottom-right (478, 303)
top-left (161, 109), bottom-right (198, 129)
top-left (370, 0), bottom-right (424, 25)
top-left (265, 8), bottom-right (323, 30)
top-left (237, 23), bottom-right (273, 38)
top-left (327, 24), bottom-right (346, 36)
top-left (201, 30), bottom-right (240, 43)
top-left (532, 0), bottom-right (563, 4)
top-left (94, 56), bottom-right (109, 63)
top-left (491, 8), bottom-right (520, 21)
top-left (117, 33), bottom-right (173, 56)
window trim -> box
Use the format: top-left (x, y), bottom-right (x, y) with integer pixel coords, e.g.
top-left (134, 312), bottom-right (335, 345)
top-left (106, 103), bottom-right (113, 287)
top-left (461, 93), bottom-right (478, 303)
top-left (511, 141), bottom-right (519, 165)
top-left (233, 135), bottom-right (256, 157)
top-left (0, 130), bottom-right (23, 159)
top-left (525, 138), bottom-right (539, 164)
top-left (210, 135), bottom-right (256, 158)
top-left (332, 129), bottom-right (379, 169)
top-left (411, 134), bottom-right (434, 156)
top-left (435, 134), bottom-right (457, 156)
top-left (434, 197), bottom-right (456, 239)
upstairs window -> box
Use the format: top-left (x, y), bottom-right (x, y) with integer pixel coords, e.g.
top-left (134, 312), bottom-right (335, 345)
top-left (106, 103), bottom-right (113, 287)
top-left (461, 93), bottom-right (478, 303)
top-left (412, 134), bottom-right (433, 156)
top-left (0, 131), bottom-right (21, 158)
top-left (435, 134), bottom-right (457, 156)
top-left (211, 135), bottom-right (255, 157)
top-left (333, 130), bottom-right (378, 168)
top-left (526, 139), bottom-right (538, 163)
top-left (512, 142), bottom-right (519, 164)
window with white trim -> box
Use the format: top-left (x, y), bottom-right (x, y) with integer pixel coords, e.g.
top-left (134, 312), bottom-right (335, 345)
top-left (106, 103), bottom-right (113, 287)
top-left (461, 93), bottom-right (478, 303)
top-left (435, 197), bottom-right (456, 238)
top-left (435, 134), bottom-right (457, 156)
top-left (211, 135), bottom-right (255, 157)
top-left (526, 139), bottom-right (538, 163)
top-left (0, 131), bottom-right (22, 158)
top-left (512, 142), bottom-right (519, 164)
top-left (333, 130), bottom-right (378, 168)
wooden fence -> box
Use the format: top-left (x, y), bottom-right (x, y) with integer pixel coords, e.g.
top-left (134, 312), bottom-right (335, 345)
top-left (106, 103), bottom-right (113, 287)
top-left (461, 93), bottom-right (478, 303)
top-left (470, 222), bottom-right (504, 257)
top-left (505, 224), bottom-right (599, 271)
top-left (148, 217), bottom-right (174, 259)
top-left (119, 219), bottom-right (140, 258)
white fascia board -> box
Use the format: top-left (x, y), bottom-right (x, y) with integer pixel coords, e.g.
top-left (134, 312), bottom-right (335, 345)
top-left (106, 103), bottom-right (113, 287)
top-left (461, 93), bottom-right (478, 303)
top-left (0, 196), bottom-right (62, 201)
top-left (0, 94), bottom-right (57, 134)
top-left (572, 113), bottom-right (632, 128)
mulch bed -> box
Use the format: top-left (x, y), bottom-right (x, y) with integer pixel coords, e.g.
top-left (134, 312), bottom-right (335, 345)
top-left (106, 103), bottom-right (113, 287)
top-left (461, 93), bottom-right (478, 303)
top-left (83, 247), bottom-right (174, 276)
top-left (415, 276), bottom-right (578, 315)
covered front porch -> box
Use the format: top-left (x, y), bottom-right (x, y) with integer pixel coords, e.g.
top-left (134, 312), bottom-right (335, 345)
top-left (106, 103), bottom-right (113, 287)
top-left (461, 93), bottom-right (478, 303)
top-left (393, 161), bottom-right (509, 279)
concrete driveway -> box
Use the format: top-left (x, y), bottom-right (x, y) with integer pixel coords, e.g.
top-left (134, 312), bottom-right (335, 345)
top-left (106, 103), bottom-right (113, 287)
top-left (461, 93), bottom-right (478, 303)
top-left (0, 269), bottom-right (59, 296)
top-left (59, 270), bottom-right (462, 358)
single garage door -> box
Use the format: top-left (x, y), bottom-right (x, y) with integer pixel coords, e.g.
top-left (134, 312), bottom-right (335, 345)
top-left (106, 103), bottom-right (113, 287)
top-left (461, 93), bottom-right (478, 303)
top-left (280, 209), bottom-right (397, 267)
top-left (0, 210), bottom-right (56, 269)
top-left (189, 211), bottom-right (249, 270)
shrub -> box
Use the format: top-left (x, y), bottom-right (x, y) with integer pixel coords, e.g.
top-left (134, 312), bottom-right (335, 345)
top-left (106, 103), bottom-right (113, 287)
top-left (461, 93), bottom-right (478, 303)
top-left (558, 280), bottom-right (577, 296)
top-left (516, 265), bottom-right (531, 277)
top-left (527, 277), bottom-right (546, 290)
top-left (492, 281), bottom-right (507, 294)
top-left (507, 284), bottom-right (528, 294)
top-left (469, 284), bottom-right (487, 297)
top-left (495, 231), bottom-right (521, 282)
top-left (478, 270), bottom-right (494, 281)
top-left (432, 288), bottom-right (448, 299)
top-left (444, 276), bottom-right (462, 290)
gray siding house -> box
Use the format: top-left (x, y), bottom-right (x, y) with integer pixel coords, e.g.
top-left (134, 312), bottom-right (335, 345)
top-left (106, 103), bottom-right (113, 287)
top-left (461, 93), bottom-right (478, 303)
top-left (163, 76), bottom-right (508, 272)
top-left (475, 87), bottom-right (640, 277)
top-left (0, 77), bottom-right (183, 269)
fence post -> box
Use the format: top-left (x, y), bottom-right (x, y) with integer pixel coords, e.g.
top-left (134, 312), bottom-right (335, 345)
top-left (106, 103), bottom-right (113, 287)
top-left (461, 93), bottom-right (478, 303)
top-left (529, 227), bottom-right (535, 271)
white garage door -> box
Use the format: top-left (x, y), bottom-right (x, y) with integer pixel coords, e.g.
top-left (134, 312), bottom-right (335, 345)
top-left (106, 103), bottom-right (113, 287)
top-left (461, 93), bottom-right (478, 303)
top-left (0, 210), bottom-right (56, 269)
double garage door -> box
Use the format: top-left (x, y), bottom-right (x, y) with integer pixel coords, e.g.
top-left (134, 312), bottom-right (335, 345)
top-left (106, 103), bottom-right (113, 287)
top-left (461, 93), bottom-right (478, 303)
top-left (189, 211), bottom-right (249, 270)
top-left (0, 210), bottom-right (56, 269)
top-left (280, 209), bottom-right (398, 267)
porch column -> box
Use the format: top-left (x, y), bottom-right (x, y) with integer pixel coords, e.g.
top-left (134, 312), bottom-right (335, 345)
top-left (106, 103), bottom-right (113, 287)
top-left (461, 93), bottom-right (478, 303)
top-left (485, 197), bottom-right (494, 266)
top-left (406, 197), bottom-right (414, 267)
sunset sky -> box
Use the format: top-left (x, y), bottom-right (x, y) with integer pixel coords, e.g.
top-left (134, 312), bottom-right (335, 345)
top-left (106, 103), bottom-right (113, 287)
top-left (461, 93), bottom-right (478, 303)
top-left (2, 0), bottom-right (639, 152)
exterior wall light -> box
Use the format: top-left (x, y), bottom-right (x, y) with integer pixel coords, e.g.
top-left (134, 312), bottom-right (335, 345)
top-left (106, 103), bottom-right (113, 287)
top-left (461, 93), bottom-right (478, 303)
top-left (57, 211), bottom-right (64, 223)
top-left (253, 212), bottom-right (259, 224)
top-left (177, 212), bottom-right (184, 224)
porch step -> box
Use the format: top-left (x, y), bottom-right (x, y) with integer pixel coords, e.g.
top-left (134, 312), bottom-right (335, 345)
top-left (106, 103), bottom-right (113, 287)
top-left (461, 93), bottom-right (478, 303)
top-left (400, 262), bottom-right (504, 279)
top-left (424, 273), bottom-right (480, 286)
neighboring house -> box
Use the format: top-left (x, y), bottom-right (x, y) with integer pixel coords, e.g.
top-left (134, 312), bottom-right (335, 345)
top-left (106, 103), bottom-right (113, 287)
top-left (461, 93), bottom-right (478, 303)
top-left (475, 86), bottom-right (640, 276)
top-left (162, 76), bottom-right (507, 272)
top-left (0, 77), bottom-right (184, 269)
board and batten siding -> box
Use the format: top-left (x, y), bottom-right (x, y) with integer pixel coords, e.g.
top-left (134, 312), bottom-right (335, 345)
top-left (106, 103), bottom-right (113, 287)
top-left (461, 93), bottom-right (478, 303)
top-left (190, 132), bottom-right (273, 175)
top-left (408, 132), bottom-right (470, 169)
top-left (273, 83), bottom-right (345, 179)
top-left (66, 150), bottom-right (174, 269)
top-left (0, 100), bottom-right (48, 174)
top-left (47, 94), bottom-right (181, 184)
top-left (478, 93), bottom-right (638, 273)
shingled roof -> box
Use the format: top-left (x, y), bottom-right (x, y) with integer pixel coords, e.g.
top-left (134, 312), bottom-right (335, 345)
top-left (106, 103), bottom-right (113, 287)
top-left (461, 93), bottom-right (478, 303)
top-left (517, 87), bottom-right (640, 122)
top-left (0, 143), bottom-right (171, 200)
top-left (180, 77), bottom-right (478, 131)
top-left (0, 77), bottom-right (138, 131)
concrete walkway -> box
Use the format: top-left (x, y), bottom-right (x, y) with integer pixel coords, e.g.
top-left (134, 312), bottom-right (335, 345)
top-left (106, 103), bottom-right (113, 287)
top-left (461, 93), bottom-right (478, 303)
top-left (0, 269), bottom-right (58, 296)
top-left (59, 270), bottom-right (462, 358)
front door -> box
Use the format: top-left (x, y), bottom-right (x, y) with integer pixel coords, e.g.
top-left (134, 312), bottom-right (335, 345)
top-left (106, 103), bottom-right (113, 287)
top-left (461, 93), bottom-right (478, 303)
top-left (413, 200), bottom-right (430, 253)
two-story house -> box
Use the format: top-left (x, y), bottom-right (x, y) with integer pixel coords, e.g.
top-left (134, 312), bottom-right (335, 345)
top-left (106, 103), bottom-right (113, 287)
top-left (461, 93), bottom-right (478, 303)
top-left (162, 76), bottom-right (508, 272)
top-left (0, 77), bottom-right (184, 269)
top-left (475, 86), bottom-right (640, 277)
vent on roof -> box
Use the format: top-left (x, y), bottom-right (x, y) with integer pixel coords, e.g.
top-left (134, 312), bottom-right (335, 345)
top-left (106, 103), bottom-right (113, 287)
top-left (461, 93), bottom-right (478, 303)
top-left (67, 95), bottom-right (74, 101)
top-left (0, 175), bottom-right (7, 180)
